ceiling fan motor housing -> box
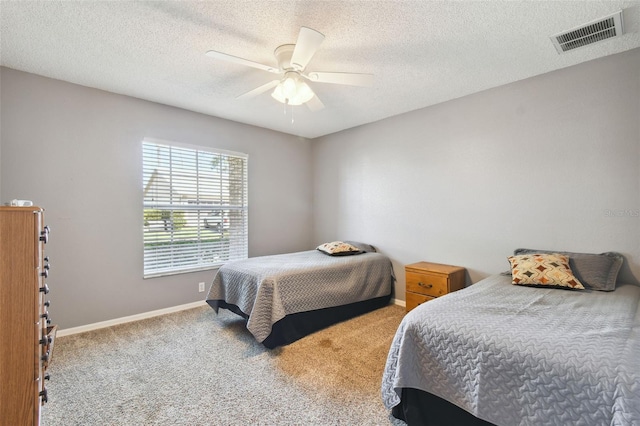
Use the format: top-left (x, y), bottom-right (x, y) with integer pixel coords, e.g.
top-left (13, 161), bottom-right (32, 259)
top-left (274, 44), bottom-right (297, 70)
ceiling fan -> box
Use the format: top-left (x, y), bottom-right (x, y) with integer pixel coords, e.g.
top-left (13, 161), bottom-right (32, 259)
top-left (205, 27), bottom-right (373, 111)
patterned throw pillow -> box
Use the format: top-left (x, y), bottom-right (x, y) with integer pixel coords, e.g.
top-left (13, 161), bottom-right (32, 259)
top-left (507, 253), bottom-right (585, 290)
top-left (513, 248), bottom-right (623, 291)
top-left (316, 241), bottom-right (363, 256)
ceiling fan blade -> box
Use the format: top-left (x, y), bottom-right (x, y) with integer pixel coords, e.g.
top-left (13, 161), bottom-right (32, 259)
top-left (306, 72), bottom-right (374, 87)
top-left (306, 94), bottom-right (325, 112)
top-left (290, 27), bottom-right (325, 71)
top-left (237, 80), bottom-right (280, 99)
top-left (206, 50), bottom-right (279, 74)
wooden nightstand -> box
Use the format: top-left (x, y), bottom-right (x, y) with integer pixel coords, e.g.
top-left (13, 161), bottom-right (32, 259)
top-left (405, 261), bottom-right (466, 312)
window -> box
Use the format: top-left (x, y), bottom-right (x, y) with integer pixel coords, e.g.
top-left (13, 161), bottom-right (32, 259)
top-left (142, 138), bottom-right (248, 278)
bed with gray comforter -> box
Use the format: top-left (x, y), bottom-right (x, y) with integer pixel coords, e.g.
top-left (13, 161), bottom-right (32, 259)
top-left (382, 273), bottom-right (640, 425)
top-left (206, 249), bottom-right (394, 348)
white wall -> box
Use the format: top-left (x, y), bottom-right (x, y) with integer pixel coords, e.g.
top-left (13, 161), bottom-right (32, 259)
top-left (313, 48), bottom-right (640, 301)
top-left (0, 67), bottom-right (314, 328)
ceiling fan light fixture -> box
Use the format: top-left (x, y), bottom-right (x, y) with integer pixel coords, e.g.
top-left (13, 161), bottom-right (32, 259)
top-left (271, 73), bottom-right (314, 106)
top-left (296, 81), bottom-right (314, 103)
top-left (282, 75), bottom-right (298, 98)
top-left (271, 84), bottom-right (288, 103)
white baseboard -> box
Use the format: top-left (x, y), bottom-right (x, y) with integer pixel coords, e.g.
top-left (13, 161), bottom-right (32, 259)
top-left (392, 298), bottom-right (406, 308)
top-left (58, 297), bottom-right (404, 337)
top-left (56, 300), bottom-right (208, 337)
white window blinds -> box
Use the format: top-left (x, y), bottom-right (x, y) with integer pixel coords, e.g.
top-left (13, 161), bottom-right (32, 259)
top-left (142, 139), bottom-right (248, 278)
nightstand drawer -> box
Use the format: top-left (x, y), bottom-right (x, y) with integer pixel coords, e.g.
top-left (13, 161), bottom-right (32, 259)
top-left (405, 261), bottom-right (466, 313)
top-left (406, 271), bottom-right (448, 297)
top-left (406, 292), bottom-right (435, 311)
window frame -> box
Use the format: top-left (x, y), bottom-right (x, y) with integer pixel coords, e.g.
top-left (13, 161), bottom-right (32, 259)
top-left (142, 137), bottom-right (248, 278)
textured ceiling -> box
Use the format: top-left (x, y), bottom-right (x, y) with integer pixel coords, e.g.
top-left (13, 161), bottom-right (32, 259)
top-left (1, 1), bottom-right (639, 139)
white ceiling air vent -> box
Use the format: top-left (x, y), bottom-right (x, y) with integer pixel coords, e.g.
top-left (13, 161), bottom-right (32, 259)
top-left (551, 10), bottom-right (624, 54)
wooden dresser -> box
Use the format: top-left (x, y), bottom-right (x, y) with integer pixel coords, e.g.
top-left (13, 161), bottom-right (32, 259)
top-left (405, 261), bottom-right (466, 313)
top-left (0, 206), bottom-right (56, 426)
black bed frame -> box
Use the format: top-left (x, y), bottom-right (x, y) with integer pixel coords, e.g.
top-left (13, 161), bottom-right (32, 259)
top-left (392, 388), bottom-right (496, 426)
top-left (207, 294), bottom-right (391, 349)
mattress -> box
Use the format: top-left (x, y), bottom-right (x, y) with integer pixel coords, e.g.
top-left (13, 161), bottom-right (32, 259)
top-left (206, 249), bottom-right (394, 345)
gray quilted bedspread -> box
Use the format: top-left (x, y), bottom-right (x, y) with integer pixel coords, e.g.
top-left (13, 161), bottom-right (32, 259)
top-left (382, 274), bottom-right (640, 425)
top-left (206, 250), bottom-right (393, 343)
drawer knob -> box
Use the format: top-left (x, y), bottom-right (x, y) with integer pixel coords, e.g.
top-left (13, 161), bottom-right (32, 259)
top-left (41, 312), bottom-right (52, 325)
top-left (39, 388), bottom-right (48, 403)
top-left (39, 284), bottom-right (50, 294)
top-left (39, 226), bottom-right (50, 243)
top-left (418, 282), bottom-right (433, 289)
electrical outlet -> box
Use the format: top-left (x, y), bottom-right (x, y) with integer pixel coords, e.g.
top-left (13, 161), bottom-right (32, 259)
top-left (198, 282), bottom-right (205, 292)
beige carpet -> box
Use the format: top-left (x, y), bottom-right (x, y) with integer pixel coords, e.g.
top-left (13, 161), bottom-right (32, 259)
top-left (43, 303), bottom-right (408, 425)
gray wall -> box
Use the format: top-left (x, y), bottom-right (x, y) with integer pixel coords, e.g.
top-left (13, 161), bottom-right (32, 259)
top-left (313, 48), bottom-right (640, 301)
top-left (0, 67), bottom-right (314, 328)
top-left (2, 48), bottom-right (638, 328)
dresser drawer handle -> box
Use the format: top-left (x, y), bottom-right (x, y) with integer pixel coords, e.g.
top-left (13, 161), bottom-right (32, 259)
top-left (418, 282), bottom-right (433, 289)
top-left (39, 226), bottom-right (50, 243)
